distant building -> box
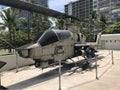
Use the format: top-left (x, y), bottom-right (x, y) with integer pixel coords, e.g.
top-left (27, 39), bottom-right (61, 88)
top-left (20, 0), bottom-right (48, 6)
top-left (65, 0), bottom-right (93, 20)
top-left (93, 0), bottom-right (98, 11)
top-left (65, 0), bottom-right (120, 22)
top-left (19, 0), bottom-right (48, 19)
top-left (34, 0), bottom-right (48, 7)
top-left (93, 0), bottom-right (120, 23)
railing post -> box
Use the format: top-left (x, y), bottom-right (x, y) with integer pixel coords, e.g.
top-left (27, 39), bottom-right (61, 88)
top-left (16, 53), bottom-right (19, 73)
top-left (59, 60), bottom-right (62, 90)
top-left (111, 49), bottom-right (114, 65)
top-left (0, 73), bottom-right (1, 86)
top-left (95, 56), bottom-right (99, 80)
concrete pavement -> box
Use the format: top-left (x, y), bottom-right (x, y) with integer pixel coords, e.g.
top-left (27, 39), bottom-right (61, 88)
top-left (1, 50), bottom-right (120, 90)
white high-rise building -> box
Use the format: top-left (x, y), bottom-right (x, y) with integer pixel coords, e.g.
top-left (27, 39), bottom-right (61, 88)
top-left (93, 0), bottom-right (98, 11)
top-left (65, 0), bottom-right (93, 20)
top-left (94, 0), bottom-right (120, 22)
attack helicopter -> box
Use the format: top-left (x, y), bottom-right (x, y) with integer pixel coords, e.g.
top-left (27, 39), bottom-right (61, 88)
top-left (0, 0), bottom-right (101, 68)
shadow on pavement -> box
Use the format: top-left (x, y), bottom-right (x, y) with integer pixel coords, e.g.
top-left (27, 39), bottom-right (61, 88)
top-left (7, 55), bottom-right (104, 89)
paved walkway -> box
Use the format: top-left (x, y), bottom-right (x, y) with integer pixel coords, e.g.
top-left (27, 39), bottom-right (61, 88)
top-left (1, 50), bottom-right (120, 90)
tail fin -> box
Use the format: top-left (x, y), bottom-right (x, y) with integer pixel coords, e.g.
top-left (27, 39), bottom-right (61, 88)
top-left (96, 32), bottom-right (102, 44)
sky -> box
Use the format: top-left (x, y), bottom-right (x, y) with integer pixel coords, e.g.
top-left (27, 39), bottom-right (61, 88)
top-left (0, 5), bottom-right (6, 9)
top-left (48, 0), bottom-right (77, 12)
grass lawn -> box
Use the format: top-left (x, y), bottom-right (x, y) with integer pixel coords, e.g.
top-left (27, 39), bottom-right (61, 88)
top-left (0, 49), bottom-right (14, 56)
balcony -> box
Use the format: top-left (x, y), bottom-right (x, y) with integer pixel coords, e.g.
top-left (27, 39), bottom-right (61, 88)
top-left (112, 9), bottom-right (120, 13)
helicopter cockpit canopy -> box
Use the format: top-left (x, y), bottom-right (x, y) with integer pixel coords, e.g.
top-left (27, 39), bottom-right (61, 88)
top-left (34, 30), bottom-right (72, 46)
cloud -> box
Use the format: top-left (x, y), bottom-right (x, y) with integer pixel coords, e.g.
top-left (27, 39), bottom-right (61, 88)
top-left (48, 0), bottom-right (77, 12)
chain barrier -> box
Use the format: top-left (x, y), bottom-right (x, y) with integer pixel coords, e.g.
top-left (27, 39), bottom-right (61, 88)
top-left (97, 50), bottom-right (113, 68)
top-left (92, 49), bottom-right (114, 80)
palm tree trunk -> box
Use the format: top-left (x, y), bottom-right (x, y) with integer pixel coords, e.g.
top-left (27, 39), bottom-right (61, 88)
top-left (27, 11), bottom-right (30, 42)
top-left (9, 32), bottom-right (12, 53)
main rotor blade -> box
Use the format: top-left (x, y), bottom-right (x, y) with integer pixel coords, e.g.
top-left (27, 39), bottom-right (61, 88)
top-left (0, 0), bottom-right (97, 27)
top-left (0, 0), bottom-right (63, 17)
top-left (0, 0), bottom-right (81, 21)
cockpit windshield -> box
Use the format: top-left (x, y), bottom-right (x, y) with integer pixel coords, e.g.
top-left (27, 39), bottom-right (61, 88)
top-left (38, 30), bottom-right (71, 46)
top-left (33, 31), bottom-right (44, 42)
top-left (54, 30), bottom-right (71, 40)
top-left (39, 30), bottom-right (58, 46)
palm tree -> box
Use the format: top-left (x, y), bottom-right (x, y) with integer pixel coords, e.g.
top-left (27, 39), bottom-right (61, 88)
top-left (89, 11), bottom-right (99, 39)
top-left (31, 13), bottom-right (51, 35)
top-left (55, 18), bottom-right (65, 29)
top-left (0, 8), bottom-right (18, 52)
top-left (102, 21), bottom-right (120, 34)
top-left (89, 11), bottom-right (108, 41)
top-left (89, 11), bottom-right (98, 24)
top-left (99, 13), bottom-right (108, 31)
top-left (19, 0), bottom-right (51, 41)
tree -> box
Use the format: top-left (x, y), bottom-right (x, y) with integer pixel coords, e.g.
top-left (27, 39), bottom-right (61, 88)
top-left (99, 13), bottom-right (108, 31)
top-left (89, 11), bottom-right (98, 24)
top-left (102, 22), bottom-right (120, 34)
top-left (74, 20), bottom-right (83, 32)
top-left (0, 8), bottom-right (18, 52)
top-left (55, 18), bottom-right (66, 29)
top-left (88, 11), bottom-right (108, 41)
top-left (20, 12), bottom-right (52, 41)
top-left (88, 11), bottom-right (99, 41)
top-left (19, 0), bottom-right (51, 41)
top-left (31, 13), bottom-right (51, 37)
